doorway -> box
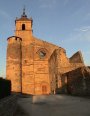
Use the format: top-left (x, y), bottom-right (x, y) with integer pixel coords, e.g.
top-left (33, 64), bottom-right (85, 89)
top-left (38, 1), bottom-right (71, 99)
top-left (42, 85), bottom-right (47, 94)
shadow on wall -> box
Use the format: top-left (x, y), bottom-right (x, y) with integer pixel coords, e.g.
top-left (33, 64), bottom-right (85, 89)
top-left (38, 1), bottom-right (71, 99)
top-left (56, 67), bottom-right (90, 96)
top-left (55, 82), bottom-right (90, 96)
top-left (55, 84), bottom-right (68, 94)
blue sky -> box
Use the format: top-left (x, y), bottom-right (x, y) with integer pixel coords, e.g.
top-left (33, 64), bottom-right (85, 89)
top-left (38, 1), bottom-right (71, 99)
top-left (0, 0), bottom-right (90, 78)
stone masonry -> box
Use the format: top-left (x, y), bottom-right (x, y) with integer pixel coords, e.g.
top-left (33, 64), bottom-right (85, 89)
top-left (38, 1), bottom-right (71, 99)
top-left (6, 9), bottom-right (87, 95)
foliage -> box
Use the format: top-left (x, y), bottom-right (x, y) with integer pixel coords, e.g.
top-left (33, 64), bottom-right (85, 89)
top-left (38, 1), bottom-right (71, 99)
top-left (0, 78), bottom-right (11, 99)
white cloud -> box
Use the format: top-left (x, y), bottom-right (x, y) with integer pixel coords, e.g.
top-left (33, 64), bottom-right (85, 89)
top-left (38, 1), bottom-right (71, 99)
top-left (61, 26), bottom-right (90, 44)
top-left (69, 26), bottom-right (90, 42)
top-left (75, 26), bottom-right (90, 32)
top-left (80, 29), bottom-right (89, 32)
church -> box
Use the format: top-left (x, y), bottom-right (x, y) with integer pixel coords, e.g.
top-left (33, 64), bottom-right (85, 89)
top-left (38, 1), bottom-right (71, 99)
top-left (6, 9), bottom-right (85, 95)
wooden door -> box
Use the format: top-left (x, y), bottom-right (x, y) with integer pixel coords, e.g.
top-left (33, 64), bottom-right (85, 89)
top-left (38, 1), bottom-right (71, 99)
top-left (42, 85), bottom-right (47, 94)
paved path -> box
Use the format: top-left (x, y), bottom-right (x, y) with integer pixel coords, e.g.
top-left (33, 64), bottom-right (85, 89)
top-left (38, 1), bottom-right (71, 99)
top-left (15, 95), bottom-right (90, 116)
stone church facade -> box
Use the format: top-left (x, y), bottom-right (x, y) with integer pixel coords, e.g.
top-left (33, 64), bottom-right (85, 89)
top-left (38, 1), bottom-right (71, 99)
top-left (6, 9), bottom-right (85, 95)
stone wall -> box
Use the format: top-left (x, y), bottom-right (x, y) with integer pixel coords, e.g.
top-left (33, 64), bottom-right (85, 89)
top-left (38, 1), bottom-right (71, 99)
top-left (49, 49), bottom-right (85, 94)
top-left (6, 35), bottom-right (61, 95)
top-left (21, 37), bottom-right (59, 95)
top-left (69, 51), bottom-right (84, 63)
top-left (65, 67), bottom-right (90, 96)
top-left (6, 36), bottom-right (22, 92)
top-left (49, 48), bottom-right (69, 93)
top-left (0, 95), bottom-right (18, 116)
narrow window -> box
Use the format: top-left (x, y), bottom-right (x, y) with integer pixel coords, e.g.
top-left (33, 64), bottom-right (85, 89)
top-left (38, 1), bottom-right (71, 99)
top-left (22, 24), bottom-right (25, 30)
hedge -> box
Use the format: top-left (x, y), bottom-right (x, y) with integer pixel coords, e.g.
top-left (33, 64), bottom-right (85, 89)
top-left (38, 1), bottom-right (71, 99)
top-left (0, 78), bottom-right (11, 99)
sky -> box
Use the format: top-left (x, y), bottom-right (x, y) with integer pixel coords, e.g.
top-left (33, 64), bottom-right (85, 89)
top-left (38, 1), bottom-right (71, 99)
top-left (0, 0), bottom-right (90, 78)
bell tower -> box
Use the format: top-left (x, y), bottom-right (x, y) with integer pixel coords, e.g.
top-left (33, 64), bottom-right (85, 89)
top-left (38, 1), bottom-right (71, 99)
top-left (15, 8), bottom-right (33, 41)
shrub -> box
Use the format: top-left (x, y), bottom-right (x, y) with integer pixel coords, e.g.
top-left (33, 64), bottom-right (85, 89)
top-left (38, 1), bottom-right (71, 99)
top-left (0, 78), bottom-right (11, 99)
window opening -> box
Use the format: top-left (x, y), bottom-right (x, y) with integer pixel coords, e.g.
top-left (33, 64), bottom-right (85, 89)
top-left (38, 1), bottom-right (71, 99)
top-left (22, 24), bottom-right (25, 30)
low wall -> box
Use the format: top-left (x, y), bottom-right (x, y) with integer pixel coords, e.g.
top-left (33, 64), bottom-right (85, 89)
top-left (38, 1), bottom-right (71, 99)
top-left (65, 67), bottom-right (90, 96)
top-left (0, 95), bottom-right (18, 116)
top-left (32, 95), bottom-right (47, 103)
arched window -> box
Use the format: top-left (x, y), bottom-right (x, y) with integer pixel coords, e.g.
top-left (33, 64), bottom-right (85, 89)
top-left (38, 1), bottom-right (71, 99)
top-left (39, 51), bottom-right (46, 58)
top-left (22, 24), bottom-right (25, 30)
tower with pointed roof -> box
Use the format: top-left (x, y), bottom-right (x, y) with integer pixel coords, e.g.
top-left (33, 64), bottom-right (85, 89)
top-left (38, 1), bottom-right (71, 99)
top-left (15, 8), bottom-right (33, 41)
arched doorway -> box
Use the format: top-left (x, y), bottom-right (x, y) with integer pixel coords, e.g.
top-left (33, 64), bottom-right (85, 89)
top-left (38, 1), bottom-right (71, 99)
top-left (41, 82), bottom-right (50, 95)
top-left (42, 85), bottom-right (47, 94)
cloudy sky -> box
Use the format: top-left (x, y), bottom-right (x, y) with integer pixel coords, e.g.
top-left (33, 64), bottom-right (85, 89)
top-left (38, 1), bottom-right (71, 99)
top-left (0, 0), bottom-right (90, 77)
